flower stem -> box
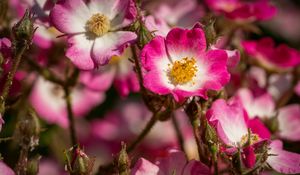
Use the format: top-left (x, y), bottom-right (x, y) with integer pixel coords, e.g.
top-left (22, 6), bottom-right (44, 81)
top-left (0, 44), bottom-right (26, 115)
top-left (171, 113), bottom-right (185, 151)
top-left (64, 86), bottom-right (77, 146)
top-left (189, 114), bottom-right (202, 161)
top-left (131, 45), bottom-right (144, 91)
top-left (126, 112), bottom-right (158, 152)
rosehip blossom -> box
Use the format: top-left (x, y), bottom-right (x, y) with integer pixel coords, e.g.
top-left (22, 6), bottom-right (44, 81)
top-left (207, 99), bottom-right (300, 173)
top-left (242, 37), bottom-right (300, 71)
top-left (205, 0), bottom-right (276, 21)
top-left (80, 48), bottom-right (139, 97)
top-left (50, 0), bottom-right (137, 70)
top-left (30, 76), bottom-right (105, 128)
top-left (141, 24), bottom-right (230, 102)
top-left (206, 99), bottom-right (271, 168)
top-left (131, 149), bottom-right (210, 175)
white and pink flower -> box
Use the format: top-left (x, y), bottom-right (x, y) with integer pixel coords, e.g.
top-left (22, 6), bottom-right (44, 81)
top-left (140, 25), bottom-right (230, 102)
top-left (205, 0), bottom-right (276, 21)
top-left (30, 76), bottom-right (105, 128)
top-left (242, 37), bottom-right (300, 72)
top-left (50, 0), bottom-right (137, 70)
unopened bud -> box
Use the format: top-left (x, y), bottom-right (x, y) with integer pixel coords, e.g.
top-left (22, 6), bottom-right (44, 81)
top-left (64, 146), bottom-right (95, 175)
top-left (12, 9), bottom-right (35, 49)
top-left (26, 156), bottom-right (41, 175)
top-left (118, 143), bottom-right (130, 175)
top-left (14, 107), bottom-right (40, 150)
top-left (203, 18), bottom-right (217, 47)
top-left (136, 21), bottom-right (153, 49)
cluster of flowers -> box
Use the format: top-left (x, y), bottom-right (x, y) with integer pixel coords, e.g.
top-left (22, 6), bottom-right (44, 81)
top-left (0, 0), bottom-right (300, 174)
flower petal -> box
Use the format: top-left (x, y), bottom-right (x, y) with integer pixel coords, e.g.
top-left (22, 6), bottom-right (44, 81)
top-left (206, 99), bottom-right (248, 146)
top-left (165, 26), bottom-right (206, 60)
top-left (183, 160), bottom-right (210, 175)
top-left (92, 32), bottom-right (137, 66)
top-left (50, 0), bottom-right (90, 33)
top-left (267, 140), bottom-right (300, 174)
top-left (131, 158), bottom-right (159, 175)
top-left (278, 104), bottom-right (300, 141)
top-left (66, 34), bottom-right (96, 70)
top-left (0, 161), bottom-right (14, 175)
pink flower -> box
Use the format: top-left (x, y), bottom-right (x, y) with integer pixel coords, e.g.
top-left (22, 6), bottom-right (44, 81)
top-left (30, 76), bottom-right (105, 128)
top-left (205, 0), bottom-right (276, 21)
top-left (144, 0), bottom-right (205, 28)
top-left (206, 99), bottom-right (271, 168)
top-left (140, 25), bottom-right (230, 102)
top-left (277, 104), bottom-right (300, 141)
top-left (242, 37), bottom-right (300, 71)
top-left (267, 140), bottom-right (300, 174)
top-left (0, 161), bottom-right (14, 175)
top-left (234, 88), bottom-right (275, 119)
top-left (131, 149), bottom-right (210, 175)
top-left (80, 48), bottom-right (139, 97)
top-left (50, 0), bottom-right (137, 70)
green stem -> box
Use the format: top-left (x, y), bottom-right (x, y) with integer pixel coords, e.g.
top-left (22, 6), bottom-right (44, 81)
top-left (171, 113), bottom-right (185, 152)
top-left (64, 86), bottom-right (77, 146)
top-left (126, 112), bottom-right (158, 152)
top-left (189, 115), bottom-right (202, 161)
top-left (0, 45), bottom-right (26, 114)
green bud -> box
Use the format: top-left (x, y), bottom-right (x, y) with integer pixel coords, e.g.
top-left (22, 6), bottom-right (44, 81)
top-left (118, 143), bottom-right (130, 175)
top-left (12, 9), bottom-right (35, 48)
top-left (14, 107), bottom-right (40, 149)
top-left (27, 156), bottom-right (41, 175)
top-left (64, 146), bottom-right (95, 175)
top-left (136, 20), bottom-right (153, 49)
top-left (203, 18), bottom-right (217, 47)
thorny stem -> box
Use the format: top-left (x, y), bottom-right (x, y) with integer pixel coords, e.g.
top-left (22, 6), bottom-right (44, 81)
top-left (171, 113), bottom-right (185, 152)
top-left (131, 45), bottom-right (145, 91)
top-left (126, 112), bottom-right (158, 152)
top-left (189, 114), bottom-right (202, 161)
top-left (15, 145), bottom-right (29, 175)
top-left (64, 86), bottom-right (78, 146)
top-left (0, 45), bottom-right (26, 114)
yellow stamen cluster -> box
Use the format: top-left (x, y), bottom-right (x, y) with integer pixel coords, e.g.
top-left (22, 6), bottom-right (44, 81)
top-left (86, 13), bottom-right (110, 36)
top-left (168, 57), bottom-right (198, 85)
top-left (240, 133), bottom-right (259, 146)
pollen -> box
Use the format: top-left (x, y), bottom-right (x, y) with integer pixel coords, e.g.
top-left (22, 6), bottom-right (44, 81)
top-left (240, 133), bottom-right (259, 146)
top-left (168, 57), bottom-right (198, 85)
top-left (86, 13), bottom-right (110, 36)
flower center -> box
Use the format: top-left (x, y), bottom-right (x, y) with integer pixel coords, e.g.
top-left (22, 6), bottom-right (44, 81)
top-left (168, 57), bottom-right (198, 85)
top-left (86, 13), bottom-right (110, 36)
top-left (240, 133), bottom-right (259, 146)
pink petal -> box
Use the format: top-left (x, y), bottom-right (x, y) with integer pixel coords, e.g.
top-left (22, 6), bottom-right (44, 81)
top-left (165, 26), bottom-right (206, 59)
top-left (183, 160), bottom-right (210, 175)
top-left (131, 158), bottom-right (159, 175)
top-left (206, 99), bottom-right (248, 146)
top-left (50, 0), bottom-right (90, 34)
top-left (66, 34), bottom-right (96, 70)
top-left (92, 32), bottom-right (137, 66)
top-left (267, 140), bottom-right (300, 174)
top-left (242, 146), bottom-right (256, 168)
top-left (248, 118), bottom-right (271, 140)
top-left (156, 150), bottom-right (187, 175)
top-left (144, 15), bottom-right (170, 37)
top-left (295, 81), bottom-right (300, 97)
top-left (278, 104), bottom-right (300, 141)
top-left (0, 161), bottom-right (14, 175)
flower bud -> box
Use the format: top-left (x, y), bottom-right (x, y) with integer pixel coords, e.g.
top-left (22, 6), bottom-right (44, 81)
top-left (26, 156), bottom-right (41, 175)
top-left (12, 9), bottom-right (35, 48)
top-left (64, 146), bottom-right (95, 175)
top-left (117, 143), bottom-right (130, 175)
top-left (203, 18), bottom-right (217, 47)
top-left (14, 107), bottom-right (40, 149)
top-left (134, 20), bottom-right (153, 49)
